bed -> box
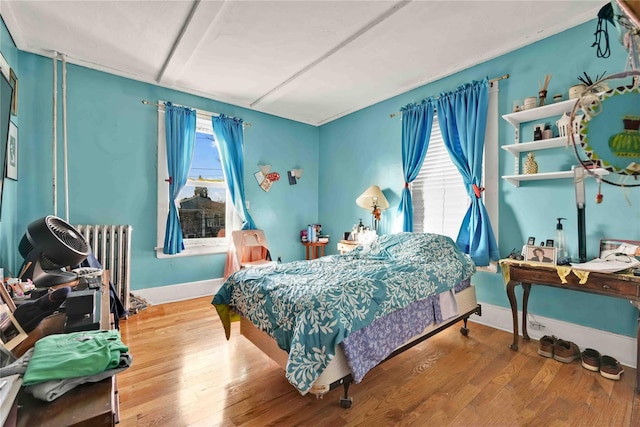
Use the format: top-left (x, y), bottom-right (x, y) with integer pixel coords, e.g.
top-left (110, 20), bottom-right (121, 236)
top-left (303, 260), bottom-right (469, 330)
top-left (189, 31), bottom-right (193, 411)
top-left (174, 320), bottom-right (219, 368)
top-left (212, 232), bottom-right (481, 407)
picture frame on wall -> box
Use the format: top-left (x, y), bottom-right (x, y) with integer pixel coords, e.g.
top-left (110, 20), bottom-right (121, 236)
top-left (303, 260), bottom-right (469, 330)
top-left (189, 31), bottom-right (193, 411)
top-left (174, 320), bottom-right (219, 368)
top-left (9, 68), bottom-right (17, 116)
top-left (6, 121), bottom-right (17, 181)
top-left (524, 245), bottom-right (557, 265)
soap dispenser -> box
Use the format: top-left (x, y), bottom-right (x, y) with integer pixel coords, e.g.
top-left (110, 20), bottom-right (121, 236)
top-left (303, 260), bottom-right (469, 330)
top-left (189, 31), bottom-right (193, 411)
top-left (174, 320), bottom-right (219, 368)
top-left (555, 218), bottom-right (568, 261)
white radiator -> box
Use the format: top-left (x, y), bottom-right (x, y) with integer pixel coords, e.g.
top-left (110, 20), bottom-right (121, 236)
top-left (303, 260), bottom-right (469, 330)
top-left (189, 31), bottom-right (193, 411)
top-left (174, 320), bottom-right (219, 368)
top-left (74, 224), bottom-right (133, 312)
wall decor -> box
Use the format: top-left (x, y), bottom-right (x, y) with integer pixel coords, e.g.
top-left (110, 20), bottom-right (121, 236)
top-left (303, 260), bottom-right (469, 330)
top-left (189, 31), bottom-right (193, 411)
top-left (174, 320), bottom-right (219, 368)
top-left (287, 171), bottom-right (297, 185)
top-left (287, 168), bottom-right (303, 185)
top-left (254, 164), bottom-right (280, 192)
top-left (9, 68), bottom-right (17, 116)
top-left (6, 121), bottom-right (17, 181)
top-left (575, 80), bottom-right (640, 179)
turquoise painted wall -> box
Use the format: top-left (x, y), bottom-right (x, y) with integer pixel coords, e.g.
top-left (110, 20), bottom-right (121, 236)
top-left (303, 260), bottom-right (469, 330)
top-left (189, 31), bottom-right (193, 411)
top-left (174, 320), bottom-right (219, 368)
top-left (1, 24), bottom-right (319, 288)
top-left (318, 20), bottom-right (639, 337)
top-left (0, 18), bottom-right (19, 275)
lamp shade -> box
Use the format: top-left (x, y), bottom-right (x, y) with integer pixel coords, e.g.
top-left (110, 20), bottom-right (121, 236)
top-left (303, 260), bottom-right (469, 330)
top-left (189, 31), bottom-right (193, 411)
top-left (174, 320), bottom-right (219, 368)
top-left (356, 185), bottom-right (389, 211)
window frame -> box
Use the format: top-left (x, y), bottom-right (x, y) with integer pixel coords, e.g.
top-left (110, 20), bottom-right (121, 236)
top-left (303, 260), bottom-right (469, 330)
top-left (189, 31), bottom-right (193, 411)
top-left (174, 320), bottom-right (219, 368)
top-left (155, 103), bottom-right (239, 258)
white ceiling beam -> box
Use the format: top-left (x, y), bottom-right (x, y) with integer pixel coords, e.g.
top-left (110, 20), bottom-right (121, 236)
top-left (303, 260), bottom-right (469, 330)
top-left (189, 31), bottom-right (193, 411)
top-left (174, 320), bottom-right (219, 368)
top-left (249, 0), bottom-right (412, 108)
top-left (157, 0), bottom-right (227, 86)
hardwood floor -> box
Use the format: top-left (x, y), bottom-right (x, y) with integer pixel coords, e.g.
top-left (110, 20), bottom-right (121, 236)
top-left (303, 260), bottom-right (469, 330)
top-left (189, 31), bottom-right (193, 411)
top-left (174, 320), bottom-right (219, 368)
top-left (117, 296), bottom-right (640, 426)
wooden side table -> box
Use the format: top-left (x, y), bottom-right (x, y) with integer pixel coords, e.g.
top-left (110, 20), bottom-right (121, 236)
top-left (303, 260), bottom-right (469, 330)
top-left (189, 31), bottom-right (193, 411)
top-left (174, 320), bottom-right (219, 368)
top-left (500, 259), bottom-right (640, 392)
top-left (302, 242), bottom-right (327, 260)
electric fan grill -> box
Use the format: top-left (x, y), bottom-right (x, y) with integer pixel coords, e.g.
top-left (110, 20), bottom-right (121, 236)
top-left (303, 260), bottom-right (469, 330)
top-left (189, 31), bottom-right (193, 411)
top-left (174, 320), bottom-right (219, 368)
top-left (18, 215), bottom-right (91, 288)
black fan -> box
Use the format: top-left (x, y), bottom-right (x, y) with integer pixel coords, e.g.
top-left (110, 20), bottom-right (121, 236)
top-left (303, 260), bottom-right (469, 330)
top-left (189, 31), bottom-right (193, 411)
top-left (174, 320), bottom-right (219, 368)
top-left (18, 215), bottom-right (91, 287)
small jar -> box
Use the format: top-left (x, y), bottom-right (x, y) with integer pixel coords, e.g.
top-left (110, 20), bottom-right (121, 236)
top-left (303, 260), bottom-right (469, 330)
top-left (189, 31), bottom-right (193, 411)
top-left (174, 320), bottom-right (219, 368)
top-left (553, 93), bottom-right (563, 103)
top-left (523, 97), bottom-right (537, 110)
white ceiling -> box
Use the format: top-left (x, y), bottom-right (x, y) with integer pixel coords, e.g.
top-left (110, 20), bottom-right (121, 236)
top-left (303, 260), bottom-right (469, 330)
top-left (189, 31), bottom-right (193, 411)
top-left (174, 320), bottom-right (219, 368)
top-left (1, 1), bottom-right (603, 126)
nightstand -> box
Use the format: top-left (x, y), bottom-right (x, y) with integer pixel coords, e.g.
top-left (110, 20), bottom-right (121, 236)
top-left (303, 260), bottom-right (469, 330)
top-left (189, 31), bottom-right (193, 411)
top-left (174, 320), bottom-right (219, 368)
top-left (302, 242), bottom-right (328, 260)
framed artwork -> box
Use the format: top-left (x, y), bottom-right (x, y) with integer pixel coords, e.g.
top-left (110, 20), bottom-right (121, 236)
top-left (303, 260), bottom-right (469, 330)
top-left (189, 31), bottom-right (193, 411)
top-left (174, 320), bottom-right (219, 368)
top-left (599, 239), bottom-right (640, 260)
top-left (6, 121), bottom-right (17, 180)
top-left (9, 68), bottom-right (17, 116)
top-left (0, 303), bottom-right (27, 351)
top-left (525, 245), bottom-right (557, 265)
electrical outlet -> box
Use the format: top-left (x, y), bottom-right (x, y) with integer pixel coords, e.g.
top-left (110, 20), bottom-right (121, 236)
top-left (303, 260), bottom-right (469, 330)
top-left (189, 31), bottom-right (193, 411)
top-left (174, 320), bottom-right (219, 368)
top-left (529, 321), bottom-right (545, 330)
top-left (245, 200), bottom-right (250, 209)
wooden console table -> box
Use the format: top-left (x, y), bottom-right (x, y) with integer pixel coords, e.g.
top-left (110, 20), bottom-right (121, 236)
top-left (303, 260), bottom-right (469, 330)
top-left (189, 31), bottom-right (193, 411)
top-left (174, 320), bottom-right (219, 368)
top-left (16, 272), bottom-right (119, 426)
top-left (500, 259), bottom-right (640, 392)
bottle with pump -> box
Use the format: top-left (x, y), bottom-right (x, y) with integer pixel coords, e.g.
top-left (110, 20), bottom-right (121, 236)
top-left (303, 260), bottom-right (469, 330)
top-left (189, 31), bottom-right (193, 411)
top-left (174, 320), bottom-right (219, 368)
top-left (555, 218), bottom-right (568, 262)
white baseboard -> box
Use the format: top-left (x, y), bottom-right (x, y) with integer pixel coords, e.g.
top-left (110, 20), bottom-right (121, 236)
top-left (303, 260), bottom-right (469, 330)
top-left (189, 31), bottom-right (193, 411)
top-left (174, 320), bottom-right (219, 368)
top-left (469, 302), bottom-right (637, 369)
top-left (132, 278), bottom-right (224, 305)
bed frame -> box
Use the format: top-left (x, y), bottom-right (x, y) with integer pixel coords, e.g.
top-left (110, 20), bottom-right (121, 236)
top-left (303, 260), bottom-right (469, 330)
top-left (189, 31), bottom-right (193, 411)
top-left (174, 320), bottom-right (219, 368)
top-left (239, 285), bottom-right (482, 407)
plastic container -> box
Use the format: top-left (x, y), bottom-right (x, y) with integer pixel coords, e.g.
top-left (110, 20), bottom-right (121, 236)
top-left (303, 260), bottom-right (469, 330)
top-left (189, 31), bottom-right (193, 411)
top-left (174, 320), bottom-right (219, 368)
top-left (555, 218), bottom-right (568, 261)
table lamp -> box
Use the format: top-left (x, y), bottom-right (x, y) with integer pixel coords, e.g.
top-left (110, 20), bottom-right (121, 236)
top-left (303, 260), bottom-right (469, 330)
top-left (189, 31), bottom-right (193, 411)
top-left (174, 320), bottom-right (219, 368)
top-left (356, 185), bottom-right (389, 232)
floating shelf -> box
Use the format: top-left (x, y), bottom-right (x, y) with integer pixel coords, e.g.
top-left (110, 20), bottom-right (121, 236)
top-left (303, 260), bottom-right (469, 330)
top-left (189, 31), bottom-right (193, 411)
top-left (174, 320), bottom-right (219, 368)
top-left (501, 136), bottom-right (573, 155)
top-left (502, 168), bottom-right (610, 187)
top-left (502, 98), bottom-right (578, 127)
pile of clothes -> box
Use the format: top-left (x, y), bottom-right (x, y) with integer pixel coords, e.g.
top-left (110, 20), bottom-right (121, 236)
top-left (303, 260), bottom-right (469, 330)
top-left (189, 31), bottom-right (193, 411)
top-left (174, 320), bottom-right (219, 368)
top-left (1, 329), bottom-right (131, 401)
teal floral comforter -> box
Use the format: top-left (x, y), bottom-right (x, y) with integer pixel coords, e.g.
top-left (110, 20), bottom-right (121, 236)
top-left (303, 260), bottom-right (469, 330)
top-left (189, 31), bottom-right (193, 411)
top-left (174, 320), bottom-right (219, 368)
top-left (212, 232), bottom-right (476, 395)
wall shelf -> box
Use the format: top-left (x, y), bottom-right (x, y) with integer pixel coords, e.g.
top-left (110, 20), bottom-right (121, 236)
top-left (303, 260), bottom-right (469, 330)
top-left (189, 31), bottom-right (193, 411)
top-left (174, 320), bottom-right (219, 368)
top-left (500, 136), bottom-right (571, 155)
top-left (502, 98), bottom-right (578, 127)
top-left (501, 97), bottom-right (589, 187)
top-left (502, 168), bottom-right (609, 187)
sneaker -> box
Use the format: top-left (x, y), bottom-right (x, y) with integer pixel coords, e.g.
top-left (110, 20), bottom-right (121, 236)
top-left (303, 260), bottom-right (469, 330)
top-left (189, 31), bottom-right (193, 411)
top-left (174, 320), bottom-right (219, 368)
top-left (553, 339), bottom-right (580, 363)
top-left (600, 355), bottom-right (624, 380)
top-left (537, 335), bottom-right (556, 358)
top-left (581, 348), bottom-right (601, 372)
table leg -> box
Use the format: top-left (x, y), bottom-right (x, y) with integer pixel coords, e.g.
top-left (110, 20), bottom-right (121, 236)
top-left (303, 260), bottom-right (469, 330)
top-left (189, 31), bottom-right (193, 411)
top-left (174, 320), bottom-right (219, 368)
top-left (521, 283), bottom-right (531, 342)
top-left (636, 308), bottom-right (640, 393)
top-left (305, 247), bottom-right (310, 260)
top-left (506, 279), bottom-right (519, 351)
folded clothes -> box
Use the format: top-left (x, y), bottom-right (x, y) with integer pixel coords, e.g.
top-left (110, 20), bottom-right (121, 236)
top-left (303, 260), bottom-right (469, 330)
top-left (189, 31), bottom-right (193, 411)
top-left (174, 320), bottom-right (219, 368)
top-left (23, 330), bottom-right (128, 386)
top-left (25, 353), bottom-right (133, 402)
top-left (0, 348), bottom-right (33, 377)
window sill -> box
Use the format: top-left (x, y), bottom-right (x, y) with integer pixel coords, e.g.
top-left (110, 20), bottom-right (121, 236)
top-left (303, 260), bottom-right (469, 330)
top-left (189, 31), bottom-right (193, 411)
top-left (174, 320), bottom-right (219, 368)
top-left (155, 244), bottom-right (227, 258)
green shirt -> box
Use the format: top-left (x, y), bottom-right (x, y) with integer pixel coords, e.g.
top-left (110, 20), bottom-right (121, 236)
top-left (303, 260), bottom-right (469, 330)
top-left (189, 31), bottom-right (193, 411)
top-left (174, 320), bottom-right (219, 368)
top-left (23, 330), bottom-right (128, 386)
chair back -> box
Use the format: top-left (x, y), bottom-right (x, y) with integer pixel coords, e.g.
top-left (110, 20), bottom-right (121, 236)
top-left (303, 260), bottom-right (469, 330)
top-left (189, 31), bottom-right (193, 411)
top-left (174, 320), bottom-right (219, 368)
top-left (231, 230), bottom-right (272, 267)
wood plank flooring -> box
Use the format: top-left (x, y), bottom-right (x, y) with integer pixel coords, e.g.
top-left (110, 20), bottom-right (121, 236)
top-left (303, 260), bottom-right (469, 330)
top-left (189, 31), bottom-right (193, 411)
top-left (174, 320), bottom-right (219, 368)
top-left (117, 297), bottom-right (640, 426)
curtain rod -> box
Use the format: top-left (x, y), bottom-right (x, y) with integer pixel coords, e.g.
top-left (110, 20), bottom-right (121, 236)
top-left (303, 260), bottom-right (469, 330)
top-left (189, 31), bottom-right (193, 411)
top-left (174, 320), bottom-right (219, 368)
top-left (141, 100), bottom-right (252, 127)
top-left (389, 74), bottom-right (510, 119)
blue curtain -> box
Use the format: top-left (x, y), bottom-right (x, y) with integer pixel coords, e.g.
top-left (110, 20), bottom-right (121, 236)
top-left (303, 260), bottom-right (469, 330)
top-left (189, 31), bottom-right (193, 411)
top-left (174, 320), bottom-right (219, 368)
top-left (398, 99), bottom-right (435, 232)
top-left (164, 102), bottom-right (196, 255)
top-left (212, 114), bottom-right (256, 230)
top-left (436, 78), bottom-right (499, 266)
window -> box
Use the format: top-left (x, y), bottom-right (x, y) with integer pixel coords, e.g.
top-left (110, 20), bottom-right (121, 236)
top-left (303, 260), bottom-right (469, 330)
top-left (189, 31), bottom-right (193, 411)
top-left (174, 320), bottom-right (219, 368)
top-left (156, 105), bottom-right (239, 258)
top-left (413, 116), bottom-right (468, 238)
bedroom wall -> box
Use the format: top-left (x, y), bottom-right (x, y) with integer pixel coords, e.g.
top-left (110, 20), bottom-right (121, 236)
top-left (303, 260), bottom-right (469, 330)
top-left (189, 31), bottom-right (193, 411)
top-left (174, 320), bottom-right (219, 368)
top-left (0, 18), bottom-right (19, 277)
top-left (0, 17), bottom-right (320, 290)
top-left (318, 20), bottom-right (640, 338)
